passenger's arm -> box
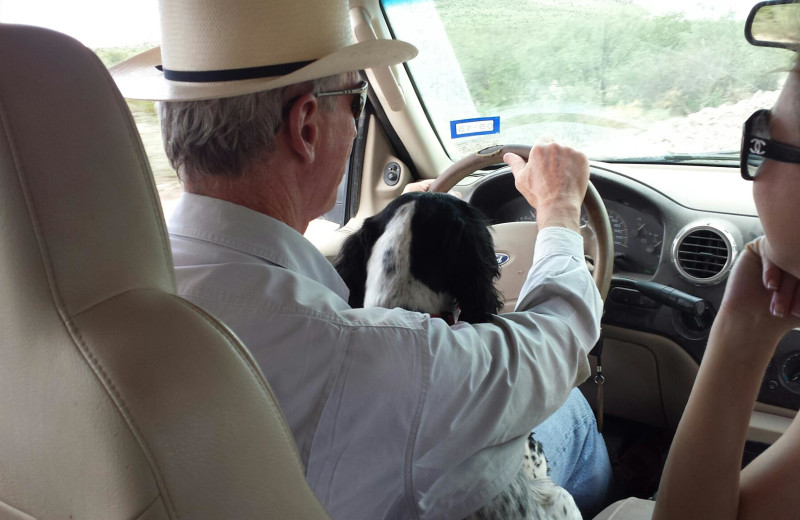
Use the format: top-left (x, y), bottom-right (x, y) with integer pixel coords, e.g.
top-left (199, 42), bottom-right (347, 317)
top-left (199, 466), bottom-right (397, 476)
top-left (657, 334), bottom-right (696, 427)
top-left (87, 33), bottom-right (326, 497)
top-left (653, 238), bottom-right (800, 520)
top-left (737, 414), bottom-right (800, 519)
top-left (736, 247), bottom-right (800, 520)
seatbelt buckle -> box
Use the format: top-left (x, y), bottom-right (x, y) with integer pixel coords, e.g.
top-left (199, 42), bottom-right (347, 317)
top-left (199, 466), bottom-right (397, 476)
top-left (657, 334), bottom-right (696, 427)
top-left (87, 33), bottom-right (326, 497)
top-left (589, 335), bottom-right (605, 432)
top-left (590, 337), bottom-right (604, 385)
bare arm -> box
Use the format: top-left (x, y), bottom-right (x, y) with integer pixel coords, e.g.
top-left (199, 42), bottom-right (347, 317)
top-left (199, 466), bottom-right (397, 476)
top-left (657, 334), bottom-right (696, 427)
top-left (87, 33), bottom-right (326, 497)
top-left (735, 248), bottom-right (800, 519)
top-left (653, 238), bottom-right (800, 520)
top-left (736, 414), bottom-right (800, 519)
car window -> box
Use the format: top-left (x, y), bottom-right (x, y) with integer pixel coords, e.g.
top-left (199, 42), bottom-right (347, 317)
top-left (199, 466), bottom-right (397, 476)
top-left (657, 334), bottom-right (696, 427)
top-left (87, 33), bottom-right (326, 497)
top-left (383, 0), bottom-right (796, 167)
top-left (0, 1), bottom-right (178, 211)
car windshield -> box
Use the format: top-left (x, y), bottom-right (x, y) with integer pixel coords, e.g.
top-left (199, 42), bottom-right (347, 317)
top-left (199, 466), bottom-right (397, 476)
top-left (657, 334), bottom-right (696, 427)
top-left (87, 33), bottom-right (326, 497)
top-left (383, 0), bottom-right (796, 165)
top-left (4, 0), bottom-right (797, 178)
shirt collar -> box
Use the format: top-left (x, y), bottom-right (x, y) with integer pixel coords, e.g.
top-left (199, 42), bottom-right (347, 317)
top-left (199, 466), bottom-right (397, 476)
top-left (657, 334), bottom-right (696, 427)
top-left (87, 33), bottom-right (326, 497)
top-left (167, 193), bottom-right (350, 300)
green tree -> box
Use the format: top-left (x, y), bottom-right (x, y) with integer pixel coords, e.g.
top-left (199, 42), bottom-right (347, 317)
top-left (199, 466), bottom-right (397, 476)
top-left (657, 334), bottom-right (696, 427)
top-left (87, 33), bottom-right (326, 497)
top-left (435, 0), bottom-right (790, 118)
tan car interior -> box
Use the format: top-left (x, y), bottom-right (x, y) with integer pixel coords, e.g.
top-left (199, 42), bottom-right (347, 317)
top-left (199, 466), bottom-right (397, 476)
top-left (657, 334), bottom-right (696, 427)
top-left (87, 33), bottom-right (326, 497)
top-left (1, 1), bottom-right (796, 518)
top-left (0, 24), bottom-right (330, 519)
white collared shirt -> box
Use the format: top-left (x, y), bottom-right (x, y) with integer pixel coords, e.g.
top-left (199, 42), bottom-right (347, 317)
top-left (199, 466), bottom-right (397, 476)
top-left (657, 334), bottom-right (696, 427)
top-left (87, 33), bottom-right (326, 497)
top-left (168, 193), bottom-right (602, 520)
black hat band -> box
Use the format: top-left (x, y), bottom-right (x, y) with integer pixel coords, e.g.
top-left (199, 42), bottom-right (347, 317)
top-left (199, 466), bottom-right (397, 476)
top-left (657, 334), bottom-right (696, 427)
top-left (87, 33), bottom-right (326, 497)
top-left (156, 60), bottom-right (315, 82)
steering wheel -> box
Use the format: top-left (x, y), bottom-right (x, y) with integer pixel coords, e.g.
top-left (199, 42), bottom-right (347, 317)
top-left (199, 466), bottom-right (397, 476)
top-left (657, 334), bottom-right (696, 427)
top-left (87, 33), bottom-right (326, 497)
top-left (428, 145), bottom-right (612, 309)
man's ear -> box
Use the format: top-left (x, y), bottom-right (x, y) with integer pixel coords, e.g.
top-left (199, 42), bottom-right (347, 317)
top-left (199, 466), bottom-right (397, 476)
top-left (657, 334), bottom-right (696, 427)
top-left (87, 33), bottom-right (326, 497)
top-left (285, 92), bottom-right (319, 164)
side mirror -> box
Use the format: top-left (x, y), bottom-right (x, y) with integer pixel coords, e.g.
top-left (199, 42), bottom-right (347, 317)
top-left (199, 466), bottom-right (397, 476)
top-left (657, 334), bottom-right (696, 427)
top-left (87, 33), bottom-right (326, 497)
top-left (746, 0), bottom-right (800, 50)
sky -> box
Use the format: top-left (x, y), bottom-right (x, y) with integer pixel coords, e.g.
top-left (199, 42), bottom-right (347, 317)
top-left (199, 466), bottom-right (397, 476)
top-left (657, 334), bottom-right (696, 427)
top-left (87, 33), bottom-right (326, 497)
top-left (0, 0), bottom-right (160, 47)
top-left (0, 0), bottom-right (766, 48)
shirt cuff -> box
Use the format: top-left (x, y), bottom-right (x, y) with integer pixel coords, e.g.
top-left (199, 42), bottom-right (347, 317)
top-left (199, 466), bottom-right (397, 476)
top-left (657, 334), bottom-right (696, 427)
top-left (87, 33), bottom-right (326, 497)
top-left (532, 226), bottom-right (584, 266)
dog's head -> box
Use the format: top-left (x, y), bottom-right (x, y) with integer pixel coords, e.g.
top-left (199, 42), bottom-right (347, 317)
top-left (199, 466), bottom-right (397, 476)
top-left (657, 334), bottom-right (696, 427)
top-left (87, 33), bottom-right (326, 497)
top-left (333, 192), bottom-right (502, 323)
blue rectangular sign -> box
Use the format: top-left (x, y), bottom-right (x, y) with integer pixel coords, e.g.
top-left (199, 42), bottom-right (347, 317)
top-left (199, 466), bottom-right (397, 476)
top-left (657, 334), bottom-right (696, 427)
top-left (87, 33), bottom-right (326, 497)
top-left (450, 117), bottom-right (500, 139)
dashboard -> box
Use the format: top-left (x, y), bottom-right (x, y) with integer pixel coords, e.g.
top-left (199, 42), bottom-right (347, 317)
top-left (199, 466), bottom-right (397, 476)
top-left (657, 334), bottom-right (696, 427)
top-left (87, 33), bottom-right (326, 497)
top-left (452, 161), bottom-right (800, 414)
top-left (490, 191), bottom-right (664, 276)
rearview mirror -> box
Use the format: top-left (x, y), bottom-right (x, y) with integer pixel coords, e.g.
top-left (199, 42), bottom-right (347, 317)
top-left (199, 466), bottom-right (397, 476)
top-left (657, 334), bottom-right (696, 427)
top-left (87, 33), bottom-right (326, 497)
top-left (746, 0), bottom-right (800, 50)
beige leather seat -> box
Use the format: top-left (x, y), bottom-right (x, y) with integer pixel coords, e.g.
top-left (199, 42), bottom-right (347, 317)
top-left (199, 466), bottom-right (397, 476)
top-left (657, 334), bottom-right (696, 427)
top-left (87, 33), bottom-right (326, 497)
top-left (0, 23), bottom-right (330, 519)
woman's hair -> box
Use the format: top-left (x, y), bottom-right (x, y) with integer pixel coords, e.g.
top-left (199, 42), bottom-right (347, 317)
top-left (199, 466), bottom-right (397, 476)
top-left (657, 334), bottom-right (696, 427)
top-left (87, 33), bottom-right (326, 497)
top-left (157, 74), bottom-right (346, 180)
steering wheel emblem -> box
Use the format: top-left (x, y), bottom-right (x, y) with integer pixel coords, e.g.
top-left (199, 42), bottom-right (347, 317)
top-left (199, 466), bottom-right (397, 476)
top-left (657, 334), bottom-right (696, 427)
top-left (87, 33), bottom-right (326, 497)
top-left (749, 138), bottom-right (766, 155)
top-left (495, 253), bottom-right (510, 266)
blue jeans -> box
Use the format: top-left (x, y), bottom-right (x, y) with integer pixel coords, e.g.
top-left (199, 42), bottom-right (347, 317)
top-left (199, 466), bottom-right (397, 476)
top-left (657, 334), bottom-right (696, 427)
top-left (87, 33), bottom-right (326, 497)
top-left (532, 388), bottom-right (612, 518)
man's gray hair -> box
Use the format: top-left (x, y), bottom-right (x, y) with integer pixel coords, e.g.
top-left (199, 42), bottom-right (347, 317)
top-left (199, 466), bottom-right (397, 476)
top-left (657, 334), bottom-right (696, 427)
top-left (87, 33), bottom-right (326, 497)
top-left (158, 74), bottom-right (346, 180)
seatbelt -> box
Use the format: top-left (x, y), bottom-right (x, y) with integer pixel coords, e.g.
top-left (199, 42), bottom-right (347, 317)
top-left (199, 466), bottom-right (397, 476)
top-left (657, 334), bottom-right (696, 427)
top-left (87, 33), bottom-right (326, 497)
top-left (590, 335), bottom-right (605, 433)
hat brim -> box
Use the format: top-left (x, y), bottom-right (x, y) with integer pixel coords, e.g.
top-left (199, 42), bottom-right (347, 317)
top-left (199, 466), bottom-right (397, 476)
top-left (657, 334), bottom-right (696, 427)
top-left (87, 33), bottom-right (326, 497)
top-left (110, 39), bottom-right (417, 101)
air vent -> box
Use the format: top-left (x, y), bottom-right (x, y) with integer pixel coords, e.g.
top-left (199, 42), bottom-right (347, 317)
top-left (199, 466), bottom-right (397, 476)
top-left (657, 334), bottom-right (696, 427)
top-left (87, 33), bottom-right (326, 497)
top-left (671, 224), bottom-right (737, 285)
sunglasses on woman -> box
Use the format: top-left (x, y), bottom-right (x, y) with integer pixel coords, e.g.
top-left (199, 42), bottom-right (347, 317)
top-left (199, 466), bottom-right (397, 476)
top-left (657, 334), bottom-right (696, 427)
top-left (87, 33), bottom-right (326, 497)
top-left (741, 108), bottom-right (800, 180)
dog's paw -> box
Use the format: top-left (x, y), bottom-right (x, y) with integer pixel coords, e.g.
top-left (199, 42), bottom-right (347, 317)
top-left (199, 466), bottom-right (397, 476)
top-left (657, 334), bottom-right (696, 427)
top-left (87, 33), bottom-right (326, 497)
top-left (523, 433), bottom-right (549, 480)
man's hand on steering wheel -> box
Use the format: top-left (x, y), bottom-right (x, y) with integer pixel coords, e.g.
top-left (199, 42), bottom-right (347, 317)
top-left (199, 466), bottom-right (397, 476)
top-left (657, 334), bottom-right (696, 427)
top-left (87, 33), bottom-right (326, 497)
top-left (503, 138), bottom-right (589, 233)
top-left (426, 142), bottom-right (612, 300)
top-left (402, 179), bottom-right (435, 194)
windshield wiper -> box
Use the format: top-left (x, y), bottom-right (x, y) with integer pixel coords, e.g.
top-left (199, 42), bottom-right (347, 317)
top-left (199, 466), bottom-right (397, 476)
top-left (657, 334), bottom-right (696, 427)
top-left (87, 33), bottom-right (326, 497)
top-left (597, 151), bottom-right (740, 164)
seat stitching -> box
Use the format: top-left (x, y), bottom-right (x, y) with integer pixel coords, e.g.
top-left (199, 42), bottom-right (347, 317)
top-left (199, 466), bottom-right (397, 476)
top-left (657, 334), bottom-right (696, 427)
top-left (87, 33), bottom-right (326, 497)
top-left (0, 496), bottom-right (37, 520)
top-left (0, 37), bottom-right (181, 518)
top-left (64, 317), bottom-right (181, 519)
top-left (93, 50), bottom-right (176, 289)
top-left (168, 295), bottom-right (301, 452)
top-left (133, 493), bottom-right (164, 520)
top-left (168, 294), bottom-right (331, 514)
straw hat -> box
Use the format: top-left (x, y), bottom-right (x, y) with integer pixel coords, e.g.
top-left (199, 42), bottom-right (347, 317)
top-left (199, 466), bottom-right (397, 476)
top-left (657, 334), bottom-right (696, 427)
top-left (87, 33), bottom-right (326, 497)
top-left (110, 0), bottom-right (418, 101)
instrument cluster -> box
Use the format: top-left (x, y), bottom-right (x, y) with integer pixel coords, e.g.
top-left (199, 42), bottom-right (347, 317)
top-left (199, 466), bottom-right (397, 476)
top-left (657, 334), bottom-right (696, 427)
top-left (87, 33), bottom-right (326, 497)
top-left (490, 196), bottom-right (664, 275)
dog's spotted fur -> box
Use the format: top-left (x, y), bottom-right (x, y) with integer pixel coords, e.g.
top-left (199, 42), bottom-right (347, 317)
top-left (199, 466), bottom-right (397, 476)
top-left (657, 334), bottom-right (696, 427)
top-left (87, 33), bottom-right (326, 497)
top-left (364, 201), bottom-right (453, 314)
top-left (334, 192), bottom-right (582, 520)
top-left (335, 192), bottom-right (502, 323)
top-left (465, 436), bottom-right (581, 519)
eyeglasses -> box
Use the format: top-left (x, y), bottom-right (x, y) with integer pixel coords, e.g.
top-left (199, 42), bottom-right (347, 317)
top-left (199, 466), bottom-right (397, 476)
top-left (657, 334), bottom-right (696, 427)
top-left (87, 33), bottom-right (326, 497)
top-left (741, 109), bottom-right (800, 180)
top-left (315, 80), bottom-right (369, 121)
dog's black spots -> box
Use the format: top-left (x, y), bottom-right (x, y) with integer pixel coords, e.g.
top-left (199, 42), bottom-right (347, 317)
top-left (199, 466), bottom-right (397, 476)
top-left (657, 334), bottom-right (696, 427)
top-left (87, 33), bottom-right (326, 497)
top-left (383, 248), bottom-right (397, 275)
top-left (467, 468), bottom-right (534, 520)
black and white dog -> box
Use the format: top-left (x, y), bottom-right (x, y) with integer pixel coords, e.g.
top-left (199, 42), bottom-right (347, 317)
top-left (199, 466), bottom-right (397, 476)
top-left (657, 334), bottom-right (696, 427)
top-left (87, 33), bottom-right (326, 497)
top-left (333, 191), bottom-right (581, 520)
top-left (334, 191), bottom-right (502, 323)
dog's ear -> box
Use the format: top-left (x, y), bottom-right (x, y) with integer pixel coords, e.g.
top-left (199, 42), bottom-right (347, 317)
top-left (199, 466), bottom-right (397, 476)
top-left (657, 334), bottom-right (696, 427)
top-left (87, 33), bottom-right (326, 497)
top-left (333, 194), bottom-right (417, 308)
top-left (333, 219), bottom-right (381, 308)
top-left (409, 194), bottom-right (503, 323)
top-left (443, 202), bottom-right (503, 324)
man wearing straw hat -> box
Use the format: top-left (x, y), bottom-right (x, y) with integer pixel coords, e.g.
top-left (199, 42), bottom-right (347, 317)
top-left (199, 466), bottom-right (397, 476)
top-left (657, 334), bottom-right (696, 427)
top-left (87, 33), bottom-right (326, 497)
top-left (111, 0), bottom-right (611, 518)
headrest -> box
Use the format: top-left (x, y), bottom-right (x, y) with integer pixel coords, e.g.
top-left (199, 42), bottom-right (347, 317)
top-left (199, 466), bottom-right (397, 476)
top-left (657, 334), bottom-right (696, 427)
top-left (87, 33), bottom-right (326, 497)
top-left (0, 24), bottom-right (175, 319)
